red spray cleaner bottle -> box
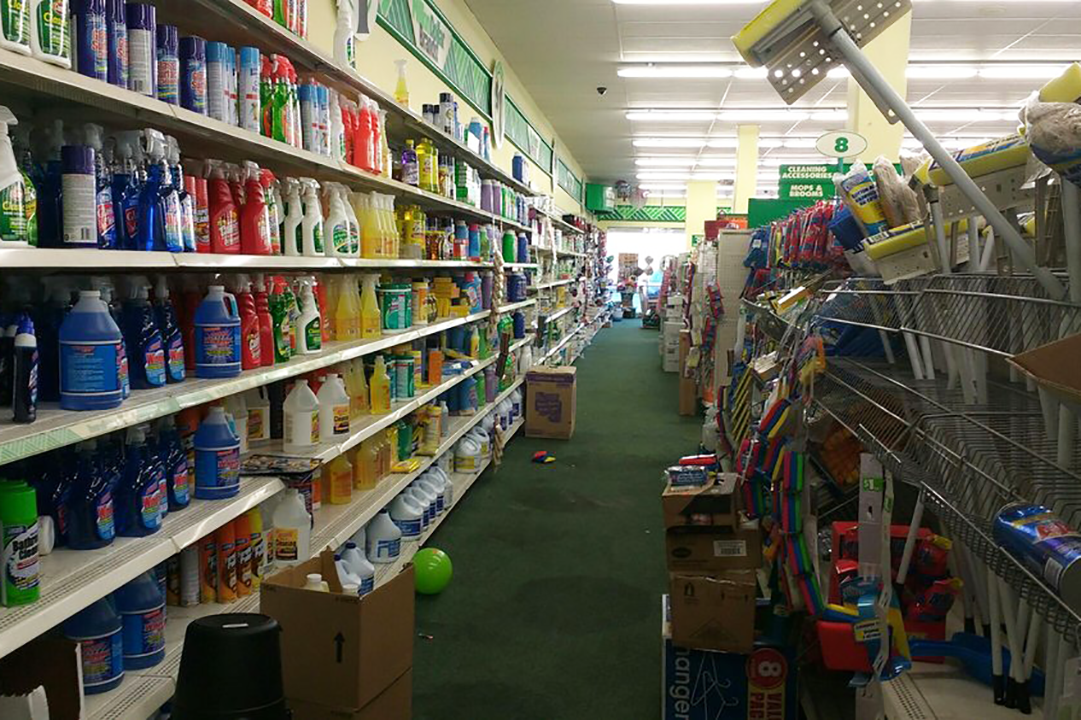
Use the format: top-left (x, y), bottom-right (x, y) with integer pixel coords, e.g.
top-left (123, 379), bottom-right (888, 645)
top-left (252, 273), bottom-right (275, 368)
top-left (206, 160), bottom-right (240, 254)
top-left (240, 161), bottom-right (272, 255)
top-left (234, 274), bottom-right (261, 370)
top-left (313, 274), bottom-right (329, 343)
top-left (179, 275), bottom-right (203, 372)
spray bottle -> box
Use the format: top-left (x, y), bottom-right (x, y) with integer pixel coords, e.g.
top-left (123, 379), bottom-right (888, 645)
top-left (123, 278), bottom-right (166, 390)
top-left (206, 160), bottom-right (239, 253)
top-left (300, 178), bottom-right (324, 256)
top-left (0, 107), bottom-right (28, 246)
top-left (35, 119), bottom-right (64, 248)
top-left (324, 182), bottom-right (350, 257)
top-left (333, 0), bottom-right (355, 68)
top-left (82, 124), bottom-right (116, 249)
top-left (394, 59), bottom-right (409, 108)
top-left (166, 137), bottom-right (196, 252)
top-left (282, 178), bottom-right (302, 256)
top-left (261, 169), bottom-right (282, 254)
top-left (234, 274), bottom-right (261, 370)
top-left (137, 130), bottom-right (181, 252)
top-left (12, 122), bottom-right (36, 247)
top-left (110, 132), bottom-right (141, 250)
top-left (269, 277), bottom-right (292, 364)
top-left (360, 273), bottom-right (380, 339)
top-left (297, 277), bottom-right (321, 354)
top-left (329, 89), bottom-right (345, 162)
top-left (341, 185), bottom-right (360, 255)
top-left (252, 273), bottom-right (274, 367)
top-left (239, 161), bottom-right (271, 255)
top-left (153, 276), bottom-right (185, 384)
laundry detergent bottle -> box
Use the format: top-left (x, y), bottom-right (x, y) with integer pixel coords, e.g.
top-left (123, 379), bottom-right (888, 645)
top-left (59, 290), bottom-right (123, 411)
top-left (194, 406), bottom-right (241, 499)
top-left (194, 285), bottom-right (241, 378)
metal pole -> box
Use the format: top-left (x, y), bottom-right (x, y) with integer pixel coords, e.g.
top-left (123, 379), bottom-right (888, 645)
top-left (808, 2), bottom-right (1066, 301)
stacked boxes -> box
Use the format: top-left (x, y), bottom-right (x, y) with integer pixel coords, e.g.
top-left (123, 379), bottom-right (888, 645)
top-left (662, 321), bottom-right (681, 372)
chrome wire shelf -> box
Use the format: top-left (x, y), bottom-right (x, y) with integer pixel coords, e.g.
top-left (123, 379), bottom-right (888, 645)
top-left (815, 277), bottom-right (928, 333)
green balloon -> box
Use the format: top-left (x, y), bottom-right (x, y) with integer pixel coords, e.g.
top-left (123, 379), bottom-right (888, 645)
top-left (414, 548), bottom-right (453, 595)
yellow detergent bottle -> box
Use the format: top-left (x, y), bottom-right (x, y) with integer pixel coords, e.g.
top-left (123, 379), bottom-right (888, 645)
top-left (353, 439), bottom-right (379, 489)
top-left (345, 359), bottom-right (369, 419)
top-left (324, 454), bottom-right (353, 505)
top-left (370, 355), bottom-right (392, 413)
top-left (324, 276), bottom-right (340, 340)
top-left (335, 277), bottom-right (359, 341)
top-left (358, 193), bottom-right (379, 258)
top-left (360, 273), bottom-right (381, 339)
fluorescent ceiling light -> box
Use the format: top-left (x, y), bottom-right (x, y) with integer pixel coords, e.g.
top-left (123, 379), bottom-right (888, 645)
top-left (762, 156), bottom-right (826, 166)
top-left (915, 109), bottom-right (1016, 122)
top-left (706, 138), bottom-right (739, 148)
top-left (619, 65), bottom-right (733, 79)
top-left (827, 67), bottom-right (850, 79)
top-left (907, 65), bottom-right (977, 79)
top-left (978, 64), bottom-right (1068, 79)
top-left (639, 184), bottom-right (687, 192)
top-left (781, 138), bottom-right (818, 148)
top-left (692, 173), bottom-right (735, 182)
top-left (809, 110), bottom-right (848, 121)
top-left (718, 110), bottom-right (809, 122)
top-left (626, 110), bottom-right (716, 122)
top-left (695, 157), bottom-right (738, 166)
top-left (734, 67), bottom-right (768, 79)
top-left (638, 172), bottom-right (695, 180)
top-left (635, 157), bottom-right (698, 166)
top-left (633, 138), bottom-right (707, 148)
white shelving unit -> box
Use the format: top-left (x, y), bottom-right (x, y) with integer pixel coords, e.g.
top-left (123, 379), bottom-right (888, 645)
top-left (493, 299), bottom-right (536, 314)
top-left (532, 278), bottom-right (575, 290)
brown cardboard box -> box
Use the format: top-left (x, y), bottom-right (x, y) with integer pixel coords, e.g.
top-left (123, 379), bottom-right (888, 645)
top-left (1010, 333), bottom-right (1081, 405)
top-left (526, 367), bottom-right (577, 439)
top-left (0, 639), bottom-right (82, 719)
top-left (662, 474), bottom-right (739, 529)
top-left (669, 571), bottom-right (757, 653)
top-left (287, 669), bottom-right (412, 720)
top-left (665, 520), bottom-right (762, 573)
top-left (260, 552), bottom-right (414, 712)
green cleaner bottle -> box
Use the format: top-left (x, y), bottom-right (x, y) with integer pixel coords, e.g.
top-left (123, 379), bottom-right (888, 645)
top-left (0, 106), bottom-right (29, 246)
top-left (0, 480), bottom-right (40, 606)
top-left (12, 121), bottom-right (36, 246)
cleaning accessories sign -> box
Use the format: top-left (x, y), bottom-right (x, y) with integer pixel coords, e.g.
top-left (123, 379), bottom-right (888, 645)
top-left (778, 164), bottom-right (836, 200)
top-left (410, 0), bottom-right (451, 67)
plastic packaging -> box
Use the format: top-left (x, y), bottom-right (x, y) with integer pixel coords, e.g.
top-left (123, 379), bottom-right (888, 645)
top-left (11, 312), bottom-right (37, 423)
top-left (66, 441), bottom-right (116, 549)
top-left (123, 284), bottom-right (166, 390)
top-left (455, 435), bottom-right (480, 472)
top-left (297, 278), bottom-right (321, 353)
top-left (113, 571), bottom-right (165, 669)
top-left (283, 379), bottom-right (320, 452)
top-left (324, 182), bottom-right (351, 256)
top-left (207, 160), bottom-right (240, 253)
top-left (837, 162), bottom-right (888, 237)
top-left (324, 454), bottom-right (352, 505)
top-left (194, 285), bottom-right (241, 378)
top-left (63, 598), bottom-right (124, 694)
top-left (193, 406), bottom-right (241, 499)
top-left (389, 493), bottom-right (423, 539)
top-left (158, 415), bottom-right (190, 510)
top-left (271, 488), bottom-right (311, 566)
top-left (137, 130), bottom-right (182, 252)
top-left (370, 355), bottom-right (391, 414)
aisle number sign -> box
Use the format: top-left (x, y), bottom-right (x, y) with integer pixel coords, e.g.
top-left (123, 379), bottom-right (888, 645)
top-left (778, 165), bottom-right (837, 200)
top-left (816, 130), bottom-right (868, 158)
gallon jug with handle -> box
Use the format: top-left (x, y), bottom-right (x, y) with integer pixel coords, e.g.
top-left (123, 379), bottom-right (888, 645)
top-left (194, 285), bottom-right (241, 378)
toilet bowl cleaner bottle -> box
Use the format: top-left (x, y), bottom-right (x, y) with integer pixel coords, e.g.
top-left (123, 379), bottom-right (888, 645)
top-left (271, 488), bottom-right (311, 566)
top-left (389, 493), bottom-right (422, 539)
top-left (59, 290), bottom-right (123, 411)
top-left (194, 406), bottom-right (240, 499)
top-left (283, 378), bottom-right (319, 452)
top-left (113, 571), bottom-right (165, 669)
top-left (153, 277), bottom-right (185, 384)
top-left (63, 598), bottom-right (124, 695)
top-left (65, 441), bottom-right (115, 549)
top-left (194, 285), bottom-right (241, 378)
top-left (116, 425), bottom-right (163, 537)
top-left (11, 311), bottom-right (37, 424)
top-left (365, 510), bottom-right (400, 563)
top-left (340, 540), bottom-right (373, 595)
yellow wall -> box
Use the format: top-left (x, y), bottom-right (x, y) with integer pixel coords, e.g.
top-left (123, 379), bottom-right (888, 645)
top-left (306, 0), bottom-right (585, 215)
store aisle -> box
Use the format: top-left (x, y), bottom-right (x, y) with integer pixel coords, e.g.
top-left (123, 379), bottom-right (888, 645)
top-left (412, 321), bottom-right (701, 719)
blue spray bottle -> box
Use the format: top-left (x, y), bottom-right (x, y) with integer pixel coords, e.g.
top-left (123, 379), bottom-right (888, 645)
top-left (136, 130), bottom-right (182, 252)
top-left (122, 279), bottom-right (166, 390)
top-left (153, 276), bottom-right (185, 384)
top-left (82, 124), bottom-right (116, 249)
top-left (32, 449), bottom-right (72, 547)
top-left (116, 425), bottom-right (163, 537)
top-left (65, 440), bottom-right (116, 550)
top-left (157, 415), bottom-right (190, 511)
top-left (165, 136), bottom-right (196, 252)
top-left (110, 132), bottom-right (142, 250)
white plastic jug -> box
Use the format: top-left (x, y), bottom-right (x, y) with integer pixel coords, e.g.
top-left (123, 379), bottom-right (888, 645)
top-left (335, 555), bottom-right (362, 586)
top-left (466, 428), bottom-right (490, 459)
top-left (498, 399), bottom-right (513, 430)
top-left (272, 488), bottom-right (312, 566)
top-left (366, 510), bottom-right (402, 562)
top-left (390, 493), bottom-right (424, 538)
top-left (341, 540), bottom-right (374, 596)
top-left (455, 436), bottom-right (481, 472)
top-left (303, 573), bottom-right (326, 592)
top-left (519, 346), bottom-right (533, 373)
top-left (510, 389), bottom-right (523, 422)
top-left (283, 379), bottom-right (320, 452)
top-left (317, 373), bottom-right (351, 439)
top-left (429, 465), bottom-right (454, 506)
top-left (416, 475), bottom-right (445, 514)
top-left (408, 483), bottom-right (436, 524)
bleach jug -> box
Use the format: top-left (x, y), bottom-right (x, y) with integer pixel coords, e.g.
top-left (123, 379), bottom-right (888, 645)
top-left (194, 285), bottom-right (241, 378)
top-left (59, 290), bottom-right (123, 410)
top-left (193, 406), bottom-right (240, 499)
top-left (62, 598), bottom-right (124, 695)
top-left (113, 571), bottom-right (165, 669)
top-left (389, 493), bottom-right (423, 539)
top-left (405, 485), bottom-right (433, 529)
top-left (366, 510), bottom-right (401, 563)
top-left (340, 540), bottom-right (374, 596)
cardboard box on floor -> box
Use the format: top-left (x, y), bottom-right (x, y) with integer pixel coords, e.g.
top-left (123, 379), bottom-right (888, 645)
top-left (287, 669), bottom-right (411, 720)
top-left (260, 552), bottom-right (414, 713)
top-left (662, 474), bottom-right (739, 529)
top-left (668, 571), bottom-right (756, 654)
top-left (661, 596), bottom-right (799, 719)
top-left (665, 520), bottom-right (762, 573)
top-left (526, 366), bottom-right (577, 439)
top-left (0, 639), bottom-right (82, 719)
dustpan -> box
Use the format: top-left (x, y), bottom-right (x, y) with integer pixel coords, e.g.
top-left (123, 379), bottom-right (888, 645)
top-left (732, 0), bottom-right (1066, 301)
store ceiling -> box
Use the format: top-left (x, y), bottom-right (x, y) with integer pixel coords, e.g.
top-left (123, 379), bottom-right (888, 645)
top-left (463, 0), bottom-right (1081, 198)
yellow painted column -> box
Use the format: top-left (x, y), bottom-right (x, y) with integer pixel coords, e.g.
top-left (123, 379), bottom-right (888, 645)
top-left (732, 125), bottom-right (759, 215)
top-left (685, 180), bottom-right (717, 249)
top-left (846, 10), bottom-right (912, 162)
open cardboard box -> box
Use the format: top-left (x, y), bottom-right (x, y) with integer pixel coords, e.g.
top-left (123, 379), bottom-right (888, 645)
top-left (662, 474), bottom-right (739, 529)
top-left (1010, 334), bottom-right (1081, 406)
top-left (0, 639), bottom-right (82, 720)
top-left (260, 552), bottom-right (414, 714)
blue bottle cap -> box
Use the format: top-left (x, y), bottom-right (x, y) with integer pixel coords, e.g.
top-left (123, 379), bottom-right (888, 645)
top-left (206, 40), bottom-right (228, 63)
top-left (239, 46), bottom-right (260, 67)
top-left (156, 24), bottom-right (178, 52)
top-left (179, 36), bottom-right (205, 61)
top-left (61, 145), bottom-right (95, 174)
top-left (125, 3), bottom-right (155, 31)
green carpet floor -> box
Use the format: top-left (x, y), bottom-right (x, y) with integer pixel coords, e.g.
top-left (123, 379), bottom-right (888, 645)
top-left (413, 320), bottom-right (702, 719)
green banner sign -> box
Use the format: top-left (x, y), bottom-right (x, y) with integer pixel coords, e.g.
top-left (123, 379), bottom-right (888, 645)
top-left (410, 0), bottom-right (451, 67)
top-left (778, 164), bottom-right (838, 201)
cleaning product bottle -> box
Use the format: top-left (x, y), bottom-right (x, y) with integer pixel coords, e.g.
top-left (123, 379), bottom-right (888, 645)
top-left (282, 178), bottom-right (302, 256)
top-left (113, 571), bottom-right (165, 670)
top-left (353, 438), bottom-right (376, 489)
top-left (341, 185), bottom-right (360, 255)
top-left (198, 532), bottom-right (216, 602)
top-left (239, 161), bottom-right (271, 255)
top-left (223, 392), bottom-right (249, 455)
top-left (340, 540), bottom-right (373, 595)
top-left (11, 121), bottom-right (36, 247)
top-left (66, 441), bottom-right (115, 549)
top-left (153, 277), bottom-right (185, 384)
top-left (79, 124), bottom-right (116, 249)
top-left (59, 290), bottom-right (123, 411)
top-left (63, 598), bottom-right (124, 695)
top-left (0, 481), bottom-right (38, 606)
top-left (417, 138), bottom-right (436, 193)
top-left (233, 513), bottom-right (252, 596)
top-left (252, 274), bottom-right (275, 367)
top-left (194, 405), bottom-right (240, 499)
top-left (365, 510), bottom-right (401, 563)
top-left (271, 488), bottom-right (310, 566)
top-left (123, 282), bottom-right (166, 390)
top-left (333, 0), bottom-right (355, 67)
top-left (246, 507), bottom-right (264, 589)
top-left (116, 425), bottom-right (163, 536)
top-left (283, 378), bottom-right (319, 452)
top-left (234, 276), bottom-right (261, 370)
top-left (329, 89), bottom-right (345, 162)
top-left (215, 519), bottom-right (237, 603)
top-left (360, 273), bottom-right (380, 339)
top-left (110, 132), bottom-right (140, 250)
top-left (283, 279), bottom-right (299, 355)
top-left (11, 312), bottom-right (37, 424)
top-left (30, 0), bottom-right (70, 68)
top-left (206, 160), bottom-right (240, 253)
top-left (0, 0), bottom-right (30, 54)
top-left (157, 415), bottom-right (189, 510)
top-left (297, 277), bottom-right (321, 354)
top-left (136, 130), bottom-right (181, 252)
top-left (401, 140), bottom-right (419, 187)
top-left (393, 59), bottom-right (409, 107)
top-left (60, 143), bottom-right (96, 248)
top-left (332, 276), bottom-right (357, 342)
top-left (389, 493), bottom-right (423, 539)
top-left (73, 0), bottom-right (107, 79)
top-left (244, 387), bottom-right (270, 447)
top-left (269, 277), bottom-right (292, 363)
top-left (194, 285), bottom-right (241, 378)
top-left (91, 279), bottom-right (129, 399)
top-left (299, 177), bottom-right (324, 255)
top-left (155, 23), bottom-right (178, 105)
top-left (324, 454), bottom-right (352, 505)
top-left (0, 108), bottom-right (30, 246)
top-left (324, 182), bottom-right (350, 256)
top-left (370, 355), bottom-right (391, 414)
top-left (316, 373), bottom-right (349, 443)
top-left (166, 137), bottom-right (196, 252)
top-left (350, 358), bottom-right (369, 417)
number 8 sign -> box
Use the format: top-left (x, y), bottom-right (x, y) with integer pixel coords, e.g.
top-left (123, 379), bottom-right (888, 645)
top-left (746, 647), bottom-right (788, 690)
top-left (816, 130), bottom-right (868, 159)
